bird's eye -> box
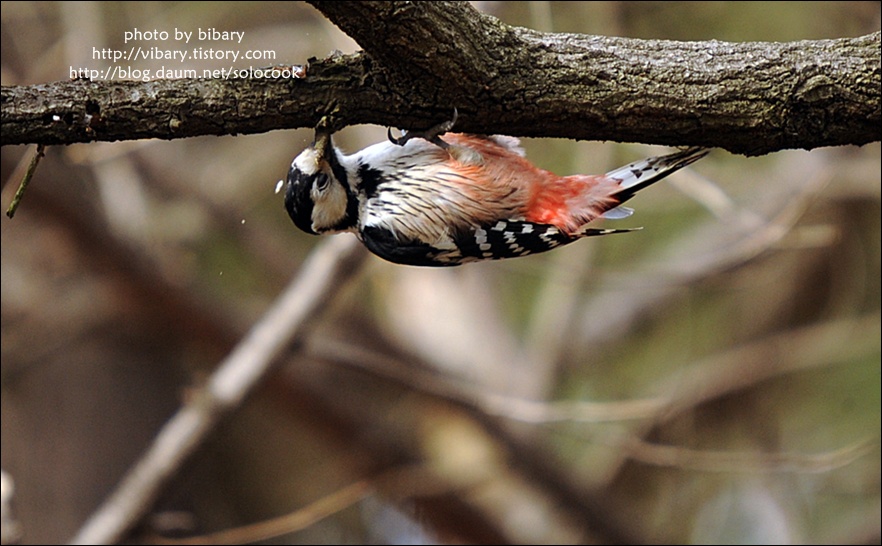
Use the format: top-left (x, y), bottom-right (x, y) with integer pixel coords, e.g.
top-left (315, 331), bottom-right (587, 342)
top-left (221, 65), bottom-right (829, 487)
top-left (314, 173), bottom-right (330, 192)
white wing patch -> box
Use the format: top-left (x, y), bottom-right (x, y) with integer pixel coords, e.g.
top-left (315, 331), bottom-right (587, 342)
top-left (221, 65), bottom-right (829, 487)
top-left (487, 135), bottom-right (525, 157)
top-left (601, 205), bottom-right (634, 219)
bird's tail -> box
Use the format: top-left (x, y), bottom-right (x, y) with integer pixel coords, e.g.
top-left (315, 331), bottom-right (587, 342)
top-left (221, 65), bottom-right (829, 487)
top-left (541, 147), bottom-right (709, 234)
top-left (606, 146), bottom-right (709, 205)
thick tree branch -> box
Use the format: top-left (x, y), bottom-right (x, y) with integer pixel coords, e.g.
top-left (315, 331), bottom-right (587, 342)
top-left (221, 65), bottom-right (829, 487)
top-left (2, 1), bottom-right (878, 155)
top-left (309, 1), bottom-right (880, 155)
top-left (0, 57), bottom-right (385, 146)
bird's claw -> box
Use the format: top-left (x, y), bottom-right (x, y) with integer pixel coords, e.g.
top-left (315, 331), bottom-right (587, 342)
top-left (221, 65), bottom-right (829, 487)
top-left (388, 108), bottom-right (458, 150)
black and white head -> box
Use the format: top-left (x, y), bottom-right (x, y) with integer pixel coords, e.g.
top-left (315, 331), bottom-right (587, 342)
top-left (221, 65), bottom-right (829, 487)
top-left (285, 131), bottom-right (359, 235)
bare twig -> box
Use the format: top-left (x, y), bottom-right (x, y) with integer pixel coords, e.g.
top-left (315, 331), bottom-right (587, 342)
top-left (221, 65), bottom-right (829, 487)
top-left (307, 337), bottom-right (667, 424)
top-left (68, 235), bottom-right (367, 545)
top-left (589, 312), bottom-right (882, 483)
top-left (154, 480), bottom-right (372, 545)
top-left (5, 144), bottom-right (45, 218)
top-left (151, 465), bottom-right (456, 545)
top-left (652, 313), bottom-right (882, 425)
top-left (620, 435), bottom-right (878, 474)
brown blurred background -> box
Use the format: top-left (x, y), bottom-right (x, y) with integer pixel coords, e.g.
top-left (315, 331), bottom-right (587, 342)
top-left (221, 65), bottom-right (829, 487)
top-left (1, 2), bottom-right (880, 544)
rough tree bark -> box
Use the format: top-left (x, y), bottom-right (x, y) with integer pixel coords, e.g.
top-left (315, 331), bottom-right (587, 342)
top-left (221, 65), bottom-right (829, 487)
top-left (1, 1), bottom-right (879, 155)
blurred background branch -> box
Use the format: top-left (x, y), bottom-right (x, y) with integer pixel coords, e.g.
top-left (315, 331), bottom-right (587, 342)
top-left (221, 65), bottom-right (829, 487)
top-left (70, 235), bottom-right (366, 545)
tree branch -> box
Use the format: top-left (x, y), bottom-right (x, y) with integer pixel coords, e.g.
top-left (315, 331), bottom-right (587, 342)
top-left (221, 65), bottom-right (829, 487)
top-left (2, 1), bottom-right (878, 155)
top-left (308, 1), bottom-right (880, 155)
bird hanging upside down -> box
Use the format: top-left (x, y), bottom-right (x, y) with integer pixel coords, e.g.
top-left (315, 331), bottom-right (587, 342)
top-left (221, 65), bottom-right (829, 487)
top-left (284, 112), bottom-right (708, 266)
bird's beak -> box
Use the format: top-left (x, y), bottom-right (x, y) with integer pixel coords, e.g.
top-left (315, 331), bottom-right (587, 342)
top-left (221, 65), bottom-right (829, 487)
top-left (313, 126), bottom-right (333, 164)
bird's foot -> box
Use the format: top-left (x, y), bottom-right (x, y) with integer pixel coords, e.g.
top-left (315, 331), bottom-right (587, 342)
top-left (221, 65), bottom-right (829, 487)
top-left (387, 108), bottom-right (458, 150)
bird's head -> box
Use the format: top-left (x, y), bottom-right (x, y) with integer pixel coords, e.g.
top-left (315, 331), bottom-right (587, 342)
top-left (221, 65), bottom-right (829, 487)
top-left (285, 130), bottom-right (356, 235)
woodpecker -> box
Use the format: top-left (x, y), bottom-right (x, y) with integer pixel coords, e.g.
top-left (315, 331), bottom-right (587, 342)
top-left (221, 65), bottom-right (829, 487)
top-left (285, 118), bottom-right (708, 267)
